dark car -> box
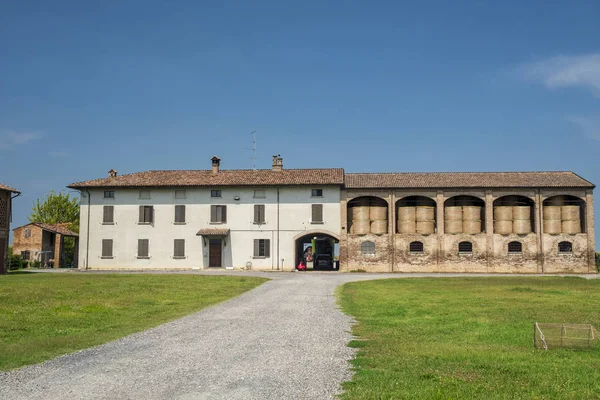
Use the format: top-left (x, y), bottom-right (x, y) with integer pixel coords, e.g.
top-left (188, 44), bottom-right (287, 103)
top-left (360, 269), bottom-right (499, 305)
top-left (314, 254), bottom-right (334, 270)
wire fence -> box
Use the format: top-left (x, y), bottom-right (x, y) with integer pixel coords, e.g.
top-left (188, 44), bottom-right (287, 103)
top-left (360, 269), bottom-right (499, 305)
top-left (534, 322), bottom-right (598, 350)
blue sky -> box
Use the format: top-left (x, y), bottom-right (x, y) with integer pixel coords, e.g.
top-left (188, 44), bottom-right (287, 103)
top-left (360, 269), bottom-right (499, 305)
top-left (1, 1), bottom-right (599, 242)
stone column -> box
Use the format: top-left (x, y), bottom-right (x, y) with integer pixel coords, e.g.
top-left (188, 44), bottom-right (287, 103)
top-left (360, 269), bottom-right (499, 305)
top-left (53, 234), bottom-right (62, 268)
top-left (436, 191), bottom-right (445, 268)
top-left (586, 190), bottom-right (595, 272)
top-left (485, 190), bottom-right (494, 272)
top-left (534, 190), bottom-right (543, 273)
top-left (389, 190), bottom-right (395, 272)
top-left (339, 190), bottom-right (348, 271)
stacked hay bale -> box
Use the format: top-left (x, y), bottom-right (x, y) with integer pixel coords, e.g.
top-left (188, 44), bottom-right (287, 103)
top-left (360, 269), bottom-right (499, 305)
top-left (349, 198), bottom-right (371, 235)
top-left (543, 206), bottom-right (562, 234)
top-left (462, 206), bottom-right (482, 234)
top-left (444, 206), bottom-right (463, 234)
top-left (397, 206), bottom-right (416, 234)
top-left (494, 206), bottom-right (513, 234)
top-left (561, 205), bottom-right (581, 234)
top-left (512, 206), bottom-right (532, 234)
top-left (415, 206), bottom-right (435, 235)
top-left (370, 204), bottom-right (388, 235)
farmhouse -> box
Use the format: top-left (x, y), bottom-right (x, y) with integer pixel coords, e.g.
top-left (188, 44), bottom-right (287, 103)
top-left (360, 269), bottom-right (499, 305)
top-left (68, 157), bottom-right (596, 273)
top-left (12, 223), bottom-right (79, 268)
top-left (0, 183), bottom-right (20, 274)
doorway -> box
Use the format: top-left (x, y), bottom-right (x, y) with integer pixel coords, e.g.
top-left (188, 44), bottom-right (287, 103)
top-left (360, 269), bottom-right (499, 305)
top-left (209, 239), bottom-right (222, 268)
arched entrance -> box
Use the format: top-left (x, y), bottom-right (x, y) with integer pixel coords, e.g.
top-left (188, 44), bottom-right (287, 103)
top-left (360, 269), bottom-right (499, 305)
top-left (294, 230), bottom-right (340, 271)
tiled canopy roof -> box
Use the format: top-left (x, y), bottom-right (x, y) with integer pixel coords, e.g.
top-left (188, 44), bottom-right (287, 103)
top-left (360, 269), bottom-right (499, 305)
top-left (0, 183), bottom-right (20, 193)
top-left (14, 223), bottom-right (78, 237)
top-left (68, 169), bottom-right (345, 188)
top-left (196, 228), bottom-right (230, 236)
top-left (344, 171), bottom-right (595, 189)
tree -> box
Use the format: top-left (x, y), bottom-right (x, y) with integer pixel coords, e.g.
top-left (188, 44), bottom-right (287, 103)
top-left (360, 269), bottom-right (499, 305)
top-left (29, 191), bottom-right (79, 233)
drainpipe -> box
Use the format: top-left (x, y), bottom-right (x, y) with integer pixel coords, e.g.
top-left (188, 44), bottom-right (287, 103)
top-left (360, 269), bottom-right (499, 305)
top-left (84, 189), bottom-right (91, 270)
top-left (277, 187), bottom-right (280, 270)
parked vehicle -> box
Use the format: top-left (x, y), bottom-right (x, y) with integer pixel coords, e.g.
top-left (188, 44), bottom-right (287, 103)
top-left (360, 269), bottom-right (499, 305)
top-left (314, 254), bottom-right (334, 270)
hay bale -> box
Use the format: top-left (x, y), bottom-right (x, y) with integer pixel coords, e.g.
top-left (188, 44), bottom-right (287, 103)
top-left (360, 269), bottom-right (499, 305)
top-left (494, 220), bottom-right (513, 235)
top-left (462, 206), bottom-right (481, 221)
top-left (369, 206), bottom-right (387, 221)
top-left (416, 220), bottom-right (435, 235)
top-left (351, 219), bottom-right (371, 235)
top-left (463, 220), bottom-right (482, 234)
top-left (512, 206), bottom-right (531, 220)
top-left (445, 220), bottom-right (463, 234)
top-left (513, 219), bottom-right (532, 234)
top-left (415, 206), bottom-right (435, 221)
top-left (543, 220), bottom-right (562, 234)
top-left (494, 206), bottom-right (513, 221)
top-left (370, 220), bottom-right (388, 235)
top-left (561, 205), bottom-right (580, 221)
top-left (445, 206), bottom-right (462, 221)
top-left (562, 220), bottom-right (581, 234)
top-left (543, 206), bottom-right (561, 221)
top-left (397, 206), bottom-right (416, 221)
top-left (351, 206), bottom-right (370, 221)
top-left (397, 219), bottom-right (416, 234)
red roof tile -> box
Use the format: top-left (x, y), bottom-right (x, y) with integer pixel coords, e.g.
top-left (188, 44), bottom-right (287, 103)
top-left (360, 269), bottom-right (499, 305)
top-left (344, 171), bottom-right (594, 189)
top-left (0, 183), bottom-right (20, 193)
top-left (68, 169), bottom-right (345, 189)
top-left (196, 228), bottom-right (230, 236)
top-left (14, 222), bottom-right (78, 237)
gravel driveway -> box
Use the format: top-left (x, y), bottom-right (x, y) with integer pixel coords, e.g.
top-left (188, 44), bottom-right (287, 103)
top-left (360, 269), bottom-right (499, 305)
top-left (1, 271), bottom-right (596, 400)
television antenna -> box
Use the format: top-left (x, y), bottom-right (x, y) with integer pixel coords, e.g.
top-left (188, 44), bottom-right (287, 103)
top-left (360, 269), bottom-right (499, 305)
top-left (248, 130), bottom-right (258, 170)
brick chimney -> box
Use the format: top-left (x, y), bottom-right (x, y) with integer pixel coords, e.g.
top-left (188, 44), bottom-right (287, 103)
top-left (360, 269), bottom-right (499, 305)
top-left (108, 169), bottom-right (118, 178)
top-left (272, 155), bottom-right (283, 171)
top-left (211, 156), bottom-right (221, 174)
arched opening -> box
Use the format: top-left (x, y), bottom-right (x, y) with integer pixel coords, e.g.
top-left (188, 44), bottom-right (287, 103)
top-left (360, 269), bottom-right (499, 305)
top-left (558, 241), bottom-right (573, 254)
top-left (543, 195), bottom-right (586, 234)
top-left (508, 241), bottom-right (522, 254)
top-left (396, 196), bottom-right (436, 235)
top-left (295, 232), bottom-right (339, 271)
top-left (409, 241), bottom-right (424, 253)
top-left (347, 196), bottom-right (388, 235)
top-left (458, 241), bottom-right (473, 254)
top-left (493, 195), bottom-right (535, 234)
top-left (444, 196), bottom-right (485, 234)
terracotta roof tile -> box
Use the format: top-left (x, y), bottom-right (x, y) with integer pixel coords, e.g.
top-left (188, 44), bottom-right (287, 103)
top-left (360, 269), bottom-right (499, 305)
top-left (68, 169), bottom-right (345, 189)
top-left (344, 171), bottom-right (594, 189)
top-left (196, 228), bottom-right (230, 236)
top-left (0, 183), bottom-right (20, 193)
top-left (14, 222), bottom-right (78, 237)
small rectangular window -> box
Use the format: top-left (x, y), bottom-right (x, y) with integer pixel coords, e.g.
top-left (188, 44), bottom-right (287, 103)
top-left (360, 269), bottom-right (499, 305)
top-left (558, 241), bottom-right (572, 254)
top-left (24, 228), bottom-right (31, 238)
top-left (458, 241), bottom-right (473, 254)
top-left (210, 205), bottom-right (227, 223)
top-left (311, 189), bottom-right (323, 197)
top-left (211, 190), bottom-right (222, 198)
top-left (104, 191), bottom-right (115, 199)
top-left (175, 189), bottom-right (186, 199)
top-left (254, 205), bottom-right (265, 224)
top-left (137, 239), bottom-right (149, 258)
top-left (103, 205), bottom-right (114, 224)
top-left (508, 241), bottom-right (522, 254)
top-left (253, 189), bottom-right (265, 198)
top-left (174, 239), bottom-right (185, 258)
top-left (101, 239), bottom-right (113, 258)
top-left (139, 190), bottom-right (151, 199)
top-left (253, 239), bottom-right (270, 258)
top-left (21, 251), bottom-right (30, 260)
top-left (139, 206), bottom-right (154, 224)
top-left (311, 204), bottom-right (323, 223)
top-left (409, 241), bottom-right (424, 253)
top-left (174, 205), bottom-right (186, 224)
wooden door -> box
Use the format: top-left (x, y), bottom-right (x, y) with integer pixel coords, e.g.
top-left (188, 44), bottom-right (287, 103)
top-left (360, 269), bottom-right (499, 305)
top-left (209, 239), bottom-right (222, 267)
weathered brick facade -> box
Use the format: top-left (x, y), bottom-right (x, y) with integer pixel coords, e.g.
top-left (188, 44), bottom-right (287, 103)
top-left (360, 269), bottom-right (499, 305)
top-left (12, 223), bottom-right (78, 268)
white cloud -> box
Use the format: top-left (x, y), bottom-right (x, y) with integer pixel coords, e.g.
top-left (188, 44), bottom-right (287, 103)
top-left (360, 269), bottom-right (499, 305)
top-left (0, 131), bottom-right (42, 149)
top-left (521, 53), bottom-right (600, 96)
top-left (567, 115), bottom-right (600, 141)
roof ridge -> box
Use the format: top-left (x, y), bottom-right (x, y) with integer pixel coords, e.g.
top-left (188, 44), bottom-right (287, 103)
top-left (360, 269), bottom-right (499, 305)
top-left (345, 171), bottom-right (576, 175)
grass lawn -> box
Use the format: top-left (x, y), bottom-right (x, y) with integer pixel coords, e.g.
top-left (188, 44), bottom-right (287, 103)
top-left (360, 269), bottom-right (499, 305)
top-left (0, 272), bottom-right (267, 371)
top-left (339, 277), bottom-right (600, 399)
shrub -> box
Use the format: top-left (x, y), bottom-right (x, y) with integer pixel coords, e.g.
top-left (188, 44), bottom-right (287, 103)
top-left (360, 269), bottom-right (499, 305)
top-left (7, 254), bottom-right (27, 270)
top-left (596, 252), bottom-right (600, 272)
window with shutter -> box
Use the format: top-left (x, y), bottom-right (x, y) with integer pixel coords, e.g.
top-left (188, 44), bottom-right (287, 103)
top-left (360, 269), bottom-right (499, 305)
top-left (211, 205), bottom-right (227, 223)
top-left (174, 239), bottom-right (185, 258)
top-left (139, 190), bottom-right (151, 199)
top-left (174, 189), bottom-right (186, 199)
top-left (101, 239), bottom-right (113, 258)
top-left (139, 206), bottom-right (154, 224)
top-left (311, 204), bottom-right (323, 223)
top-left (253, 239), bottom-right (270, 258)
top-left (254, 205), bottom-right (265, 224)
top-left (174, 205), bottom-right (186, 224)
top-left (103, 206), bottom-right (114, 224)
top-left (137, 239), bottom-right (149, 258)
